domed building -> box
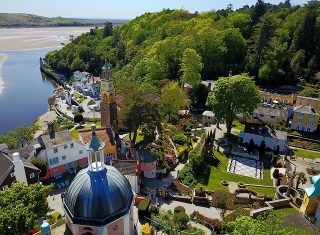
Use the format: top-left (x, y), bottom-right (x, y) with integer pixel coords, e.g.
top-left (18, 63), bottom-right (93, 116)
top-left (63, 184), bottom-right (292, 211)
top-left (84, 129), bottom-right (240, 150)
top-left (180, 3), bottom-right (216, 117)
top-left (63, 125), bottom-right (134, 235)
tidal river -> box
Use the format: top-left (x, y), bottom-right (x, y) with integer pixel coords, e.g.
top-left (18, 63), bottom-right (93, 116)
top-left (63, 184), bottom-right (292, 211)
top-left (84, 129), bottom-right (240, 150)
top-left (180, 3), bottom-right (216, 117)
top-left (0, 48), bottom-right (56, 134)
top-left (0, 27), bottom-right (92, 134)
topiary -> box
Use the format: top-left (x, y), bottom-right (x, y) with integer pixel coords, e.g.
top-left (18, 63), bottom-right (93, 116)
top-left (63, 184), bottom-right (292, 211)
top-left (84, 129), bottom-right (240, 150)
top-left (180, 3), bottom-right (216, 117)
top-left (174, 206), bottom-right (186, 214)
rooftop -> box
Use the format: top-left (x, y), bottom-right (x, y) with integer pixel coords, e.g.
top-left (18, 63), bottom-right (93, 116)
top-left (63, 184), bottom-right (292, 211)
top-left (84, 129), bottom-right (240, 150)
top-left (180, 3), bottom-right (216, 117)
top-left (137, 149), bottom-right (157, 163)
top-left (254, 107), bottom-right (288, 117)
top-left (294, 105), bottom-right (319, 116)
top-left (111, 159), bottom-right (138, 176)
top-left (244, 124), bottom-right (288, 140)
top-left (38, 130), bottom-right (74, 149)
top-left (79, 127), bottom-right (115, 147)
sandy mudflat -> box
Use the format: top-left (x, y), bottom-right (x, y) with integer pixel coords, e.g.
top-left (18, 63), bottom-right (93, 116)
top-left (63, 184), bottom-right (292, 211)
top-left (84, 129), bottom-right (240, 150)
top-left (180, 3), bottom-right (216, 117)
top-left (0, 27), bottom-right (92, 95)
top-left (0, 27), bottom-right (92, 51)
top-left (0, 54), bottom-right (7, 95)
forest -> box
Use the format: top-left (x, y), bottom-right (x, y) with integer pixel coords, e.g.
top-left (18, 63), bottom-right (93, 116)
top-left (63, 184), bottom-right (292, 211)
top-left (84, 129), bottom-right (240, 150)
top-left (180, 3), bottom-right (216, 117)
top-left (45, 0), bottom-right (320, 91)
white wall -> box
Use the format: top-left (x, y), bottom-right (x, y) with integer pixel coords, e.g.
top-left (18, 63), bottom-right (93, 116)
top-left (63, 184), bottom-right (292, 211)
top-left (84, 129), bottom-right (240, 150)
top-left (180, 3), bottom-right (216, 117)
top-left (243, 133), bottom-right (287, 152)
top-left (43, 141), bottom-right (87, 169)
top-left (125, 175), bottom-right (138, 193)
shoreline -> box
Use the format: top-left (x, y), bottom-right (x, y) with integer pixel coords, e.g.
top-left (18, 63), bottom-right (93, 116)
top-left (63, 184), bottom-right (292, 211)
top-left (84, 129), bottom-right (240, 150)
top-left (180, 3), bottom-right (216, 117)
top-left (0, 45), bottom-right (62, 52)
top-left (0, 53), bottom-right (7, 95)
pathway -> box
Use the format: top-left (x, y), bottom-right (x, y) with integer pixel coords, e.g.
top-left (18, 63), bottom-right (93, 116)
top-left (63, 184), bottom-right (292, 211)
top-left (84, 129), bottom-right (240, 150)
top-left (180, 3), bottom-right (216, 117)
top-left (189, 221), bottom-right (212, 234)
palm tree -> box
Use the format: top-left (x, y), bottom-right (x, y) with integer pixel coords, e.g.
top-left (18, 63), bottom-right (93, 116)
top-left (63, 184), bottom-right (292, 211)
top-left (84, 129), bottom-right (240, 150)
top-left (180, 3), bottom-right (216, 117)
top-left (296, 172), bottom-right (307, 189)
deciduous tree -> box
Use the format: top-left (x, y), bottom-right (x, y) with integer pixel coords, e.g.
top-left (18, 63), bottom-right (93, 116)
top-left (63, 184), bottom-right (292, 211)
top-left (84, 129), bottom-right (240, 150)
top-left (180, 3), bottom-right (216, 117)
top-left (207, 75), bottom-right (260, 135)
top-left (159, 82), bottom-right (190, 122)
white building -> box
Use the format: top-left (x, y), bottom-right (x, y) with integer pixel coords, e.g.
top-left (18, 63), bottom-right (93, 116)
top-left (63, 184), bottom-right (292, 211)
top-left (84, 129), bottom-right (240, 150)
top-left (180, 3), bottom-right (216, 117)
top-left (36, 127), bottom-right (87, 179)
top-left (242, 124), bottom-right (288, 152)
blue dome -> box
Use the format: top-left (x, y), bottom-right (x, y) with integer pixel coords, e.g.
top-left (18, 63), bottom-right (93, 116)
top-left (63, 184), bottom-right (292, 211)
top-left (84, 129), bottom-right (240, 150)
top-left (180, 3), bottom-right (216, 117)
top-left (64, 165), bottom-right (133, 226)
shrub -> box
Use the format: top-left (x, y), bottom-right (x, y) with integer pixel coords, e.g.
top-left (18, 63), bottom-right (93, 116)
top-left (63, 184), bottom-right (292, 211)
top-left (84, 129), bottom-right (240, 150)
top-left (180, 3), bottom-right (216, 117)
top-left (141, 223), bottom-right (151, 235)
top-left (224, 207), bottom-right (250, 222)
top-left (31, 157), bottom-right (47, 177)
top-left (172, 133), bottom-right (188, 145)
top-left (190, 211), bottom-right (221, 232)
top-left (149, 204), bottom-right (159, 215)
top-left (174, 206), bottom-right (186, 214)
top-left (74, 113), bottom-right (84, 124)
top-left (138, 196), bottom-right (151, 211)
top-left (211, 190), bottom-right (235, 210)
top-left (173, 210), bottom-right (189, 230)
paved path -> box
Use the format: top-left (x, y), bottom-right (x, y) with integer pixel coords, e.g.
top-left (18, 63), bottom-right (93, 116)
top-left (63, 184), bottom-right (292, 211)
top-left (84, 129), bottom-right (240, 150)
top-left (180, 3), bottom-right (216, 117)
top-left (159, 199), bottom-right (222, 220)
top-left (189, 221), bottom-right (212, 234)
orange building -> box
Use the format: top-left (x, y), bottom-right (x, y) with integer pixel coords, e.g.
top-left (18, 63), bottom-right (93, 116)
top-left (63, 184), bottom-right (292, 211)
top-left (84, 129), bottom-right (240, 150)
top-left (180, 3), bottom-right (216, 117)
top-left (79, 126), bottom-right (117, 164)
top-left (260, 90), bottom-right (297, 105)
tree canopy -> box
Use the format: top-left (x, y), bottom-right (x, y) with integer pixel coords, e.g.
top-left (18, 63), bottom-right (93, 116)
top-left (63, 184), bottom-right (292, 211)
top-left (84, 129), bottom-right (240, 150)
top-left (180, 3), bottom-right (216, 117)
top-left (0, 183), bottom-right (52, 234)
top-left (227, 214), bottom-right (308, 235)
top-left (159, 82), bottom-right (190, 122)
top-left (45, 1), bottom-right (320, 87)
top-left (207, 74), bottom-right (260, 135)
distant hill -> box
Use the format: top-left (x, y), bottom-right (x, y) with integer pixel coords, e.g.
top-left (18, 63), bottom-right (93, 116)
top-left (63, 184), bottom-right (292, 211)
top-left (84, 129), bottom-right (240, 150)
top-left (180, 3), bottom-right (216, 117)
top-left (0, 13), bottom-right (129, 27)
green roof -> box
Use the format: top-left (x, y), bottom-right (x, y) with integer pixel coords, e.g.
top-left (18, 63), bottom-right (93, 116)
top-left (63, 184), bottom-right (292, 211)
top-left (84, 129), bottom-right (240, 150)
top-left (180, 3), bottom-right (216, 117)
top-left (305, 175), bottom-right (320, 197)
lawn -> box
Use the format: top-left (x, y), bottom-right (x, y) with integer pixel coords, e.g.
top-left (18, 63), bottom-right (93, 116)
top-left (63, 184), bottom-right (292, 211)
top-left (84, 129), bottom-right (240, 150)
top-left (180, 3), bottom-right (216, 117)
top-left (197, 151), bottom-right (273, 194)
top-left (70, 129), bottom-right (79, 140)
top-left (273, 207), bottom-right (299, 218)
top-left (123, 131), bottom-right (144, 145)
top-left (293, 148), bottom-right (320, 159)
top-left (232, 120), bottom-right (245, 135)
top-left (246, 186), bottom-right (276, 197)
top-left (73, 91), bottom-right (85, 103)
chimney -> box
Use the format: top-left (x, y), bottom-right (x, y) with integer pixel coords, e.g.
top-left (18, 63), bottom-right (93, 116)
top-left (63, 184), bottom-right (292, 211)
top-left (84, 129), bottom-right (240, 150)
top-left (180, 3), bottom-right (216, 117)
top-left (47, 122), bottom-right (55, 139)
top-left (12, 152), bottom-right (28, 184)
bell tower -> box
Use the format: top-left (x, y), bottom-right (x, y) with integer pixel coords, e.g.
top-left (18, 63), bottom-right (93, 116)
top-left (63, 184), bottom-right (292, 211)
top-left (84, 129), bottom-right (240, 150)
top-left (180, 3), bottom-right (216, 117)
top-left (100, 62), bottom-right (118, 133)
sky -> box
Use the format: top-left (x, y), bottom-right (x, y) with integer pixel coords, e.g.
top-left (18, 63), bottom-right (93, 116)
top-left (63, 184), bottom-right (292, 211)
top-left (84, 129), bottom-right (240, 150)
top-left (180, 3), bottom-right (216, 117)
top-left (0, 0), bottom-right (309, 19)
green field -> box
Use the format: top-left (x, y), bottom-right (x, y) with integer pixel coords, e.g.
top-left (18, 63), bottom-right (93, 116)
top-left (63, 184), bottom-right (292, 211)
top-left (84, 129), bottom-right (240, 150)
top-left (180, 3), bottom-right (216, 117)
top-left (293, 148), bottom-right (320, 159)
top-left (123, 131), bottom-right (144, 145)
top-left (197, 151), bottom-right (273, 194)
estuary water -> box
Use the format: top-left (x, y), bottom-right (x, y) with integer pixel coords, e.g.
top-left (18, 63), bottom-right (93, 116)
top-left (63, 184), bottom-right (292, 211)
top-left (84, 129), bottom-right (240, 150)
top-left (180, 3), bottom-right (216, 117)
top-left (0, 48), bottom-right (56, 134)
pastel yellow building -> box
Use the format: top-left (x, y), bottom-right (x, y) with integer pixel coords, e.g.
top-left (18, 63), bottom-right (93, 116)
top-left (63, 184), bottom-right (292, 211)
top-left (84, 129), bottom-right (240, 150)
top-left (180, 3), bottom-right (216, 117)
top-left (296, 96), bottom-right (320, 113)
top-left (260, 90), bottom-right (297, 105)
top-left (300, 175), bottom-right (320, 215)
top-left (291, 105), bottom-right (319, 132)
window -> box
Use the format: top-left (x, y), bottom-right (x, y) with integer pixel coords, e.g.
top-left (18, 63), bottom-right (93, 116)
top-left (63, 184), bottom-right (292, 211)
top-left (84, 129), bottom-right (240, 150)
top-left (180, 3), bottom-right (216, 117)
top-left (53, 147), bottom-right (58, 153)
top-left (64, 145), bottom-right (68, 149)
top-left (49, 157), bottom-right (59, 165)
top-left (30, 173), bottom-right (35, 179)
top-left (10, 172), bottom-right (15, 178)
top-left (270, 116), bottom-right (275, 118)
top-left (62, 155), bottom-right (66, 160)
top-left (79, 150), bottom-right (83, 155)
top-left (70, 143), bottom-right (74, 148)
top-left (2, 185), bottom-right (8, 190)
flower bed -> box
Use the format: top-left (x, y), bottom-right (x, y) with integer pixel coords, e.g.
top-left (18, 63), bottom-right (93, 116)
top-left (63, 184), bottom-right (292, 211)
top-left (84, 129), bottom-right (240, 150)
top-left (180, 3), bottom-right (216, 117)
top-left (190, 211), bottom-right (221, 233)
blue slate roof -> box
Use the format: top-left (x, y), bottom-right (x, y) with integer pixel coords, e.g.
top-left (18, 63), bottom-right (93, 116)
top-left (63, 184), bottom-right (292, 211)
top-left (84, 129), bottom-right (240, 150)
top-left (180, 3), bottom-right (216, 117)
top-left (305, 175), bottom-right (320, 197)
top-left (64, 165), bottom-right (133, 226)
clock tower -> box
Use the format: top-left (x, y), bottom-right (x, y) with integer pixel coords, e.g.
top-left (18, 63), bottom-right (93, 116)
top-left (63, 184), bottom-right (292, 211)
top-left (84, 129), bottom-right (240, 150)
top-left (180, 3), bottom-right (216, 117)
top-left (100, 62), bottom-right (118, 133)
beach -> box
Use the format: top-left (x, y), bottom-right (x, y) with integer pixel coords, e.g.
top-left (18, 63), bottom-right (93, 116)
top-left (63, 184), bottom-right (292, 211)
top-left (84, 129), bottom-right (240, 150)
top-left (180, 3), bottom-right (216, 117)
top-left (0, 54), bottom-right (7, 95)
top-left (0, 27), bottom-right (92, 51)
top-left (0, 27), bottom-right (92, 96)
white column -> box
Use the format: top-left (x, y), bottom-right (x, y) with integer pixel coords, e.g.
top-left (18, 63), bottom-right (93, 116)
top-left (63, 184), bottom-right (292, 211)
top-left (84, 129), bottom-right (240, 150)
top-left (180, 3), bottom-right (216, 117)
top-left (124, 213), bottom-right (130, 235)
top-left (12, 152), bottom-right (28, 184)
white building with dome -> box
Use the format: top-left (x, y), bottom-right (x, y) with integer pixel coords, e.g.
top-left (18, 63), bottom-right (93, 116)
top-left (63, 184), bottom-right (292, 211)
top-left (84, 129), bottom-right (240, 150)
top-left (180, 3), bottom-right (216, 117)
top-left (63, 125), bottom-right (134, 235)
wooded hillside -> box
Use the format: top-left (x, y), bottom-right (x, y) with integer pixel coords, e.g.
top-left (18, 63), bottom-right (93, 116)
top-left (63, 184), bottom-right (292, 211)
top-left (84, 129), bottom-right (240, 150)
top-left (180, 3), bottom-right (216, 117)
top-left (45, 1), bottom-right (320, 89)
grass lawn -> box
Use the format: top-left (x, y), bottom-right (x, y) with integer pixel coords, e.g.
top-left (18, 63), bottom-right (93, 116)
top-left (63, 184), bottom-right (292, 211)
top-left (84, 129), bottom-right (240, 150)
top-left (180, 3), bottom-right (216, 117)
top-left (232, 120), bottom-right (245, 135)
top-left (197, 151), bottom-right (273, 193)
top-left (86, 120), bottom-right (101, 127)
top-left (73, 91), bottom-right (85, 103)
top-left (70, 129), bottom-right (79, 140)
top-left (273, 206), bottom-right (299, 218)
top-left (123, 131), bottom-right (144, 145)
top-left (293, 148), bottom-right (320, 159)
top-left (246, 186), bottom-right (276, 197)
